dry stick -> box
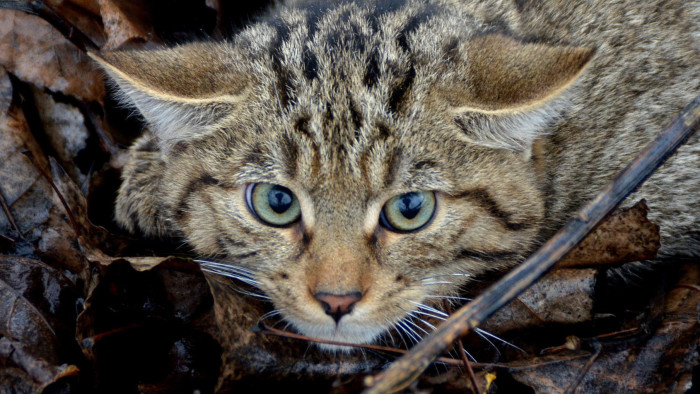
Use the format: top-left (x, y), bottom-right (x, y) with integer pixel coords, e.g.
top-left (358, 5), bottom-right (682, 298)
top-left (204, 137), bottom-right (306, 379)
top-left (456, 339), bottom-right (481, 394)
top-left (364, 95), bottom-right (700, 393)
top-left (563, 342), bottom-right (602, 394)
top-left (0, 191), bottom-right (21, 238)
top-left (444, 300), bottom-right (482, 393)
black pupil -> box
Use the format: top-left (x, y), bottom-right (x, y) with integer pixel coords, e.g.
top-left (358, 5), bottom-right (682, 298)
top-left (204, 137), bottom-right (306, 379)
top-left (268, 186), bottom-right (293, 214)
top-left (397, 192), bottom-right (424, 219)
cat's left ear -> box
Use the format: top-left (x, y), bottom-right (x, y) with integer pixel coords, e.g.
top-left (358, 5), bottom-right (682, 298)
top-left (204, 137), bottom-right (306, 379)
top-left (443, 34), bottom-right (594, 153)
top-left (90, 43), bottom-right (249, 155)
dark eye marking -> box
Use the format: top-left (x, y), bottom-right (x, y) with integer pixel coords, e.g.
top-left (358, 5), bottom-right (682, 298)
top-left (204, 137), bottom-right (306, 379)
top-left (457, 249), bottom-right (520, 263)
top-left (452, 188), bottom-right (533, 231)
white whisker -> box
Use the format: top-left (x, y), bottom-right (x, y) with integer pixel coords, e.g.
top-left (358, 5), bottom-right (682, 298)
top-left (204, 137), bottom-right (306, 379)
top-left (386, 318), bottom-right (410, 350)
top-left (259, 309), bottom-right (281, 321)
top-left (404, 317), bottom-right (431, 336)
top-left (424, 295), bottom-right (472, 303)
top-left (421, 273), bottom-right (472, 281)
top-left (475, 327), bottom-right (526, 354)
top-left (225, 283), bottom-right (270, 300)
top-left (420, 280), bottom-right (454, 286)
top-left (407, 313), bottom-right (437, 330)
top-left (462, 347), bottom-right (476, 362)
top-left (195, 259), bottom-right (256, 275)
top-left (396, 320), bottom-right (421, 345)
top-left (200, 267), bottom-right (261, 286)
top-left (409, 301), bottom-right (449, 317)
top-left (409, 309), bottom-right (446, 322)
top-left (474, 329), bottom-right (501, 357)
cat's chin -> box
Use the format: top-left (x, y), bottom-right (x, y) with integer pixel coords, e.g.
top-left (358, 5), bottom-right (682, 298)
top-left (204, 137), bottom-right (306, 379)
top-left (288, 319), bottom-right (388, 353)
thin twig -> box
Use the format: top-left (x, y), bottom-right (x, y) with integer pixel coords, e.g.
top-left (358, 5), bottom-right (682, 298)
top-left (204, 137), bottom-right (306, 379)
top-left (444, 300), bottom-right (482, 393)
top-left (80, 323), bottom-right (143, 350)
top-left (456, 339), bottom-right (481, 393)
top-left (0, 190), bottom-right (21, 238)
top-left (364, 94), bottom-right (700, 393)
top-left (563, 342), bottom-right (601, 394)
top-left (515, 297), bottom-right (546, 323)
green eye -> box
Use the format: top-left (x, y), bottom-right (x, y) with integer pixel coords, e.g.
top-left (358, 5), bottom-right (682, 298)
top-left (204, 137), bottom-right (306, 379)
top-left (246, 183), bottom-right (301, 227)
top-left (379, 191), bottom-right (436, 232)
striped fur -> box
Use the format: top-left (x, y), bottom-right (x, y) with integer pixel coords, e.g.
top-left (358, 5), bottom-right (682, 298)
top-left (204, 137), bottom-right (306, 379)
top-left (103, 0), bottom-right (699, 346)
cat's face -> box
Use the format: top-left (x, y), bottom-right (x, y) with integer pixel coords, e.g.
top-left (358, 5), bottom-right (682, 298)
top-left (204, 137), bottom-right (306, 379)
top-left (100, 2), bottom-right (591, 346)
top-left (159, 98), bottom-right (545, 345)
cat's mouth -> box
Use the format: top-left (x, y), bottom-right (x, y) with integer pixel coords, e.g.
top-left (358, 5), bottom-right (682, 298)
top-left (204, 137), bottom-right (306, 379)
top-left (283, 311), bottom-right (390, 351)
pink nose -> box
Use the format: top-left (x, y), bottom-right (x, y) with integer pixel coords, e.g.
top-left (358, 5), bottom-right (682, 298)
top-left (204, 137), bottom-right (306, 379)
top-left (314, 292), bottom-right (362, 323)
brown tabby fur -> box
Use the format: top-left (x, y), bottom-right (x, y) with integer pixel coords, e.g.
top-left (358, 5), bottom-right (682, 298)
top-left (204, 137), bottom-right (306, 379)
top-left (95, 0), bottom-right (699, 346)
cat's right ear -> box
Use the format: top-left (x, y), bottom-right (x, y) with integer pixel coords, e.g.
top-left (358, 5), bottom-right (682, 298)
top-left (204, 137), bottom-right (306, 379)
top-left (441, 35), bottom-right (594, 154)
top-left (89, 43), bottom-right (249, 154)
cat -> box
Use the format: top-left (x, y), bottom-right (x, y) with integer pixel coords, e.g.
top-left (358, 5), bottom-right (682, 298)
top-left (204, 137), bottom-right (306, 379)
top-left (94, 0), bottom-right (700, 348)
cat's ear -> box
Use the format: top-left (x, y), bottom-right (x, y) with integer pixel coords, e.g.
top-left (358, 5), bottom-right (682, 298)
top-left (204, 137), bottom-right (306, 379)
top-left (90, 43), bottom-right (248, 154)
top-left (444, 34), bottom-right (594, 152)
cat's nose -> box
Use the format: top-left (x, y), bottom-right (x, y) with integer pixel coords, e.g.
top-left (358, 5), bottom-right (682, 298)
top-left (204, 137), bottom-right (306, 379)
top-left (315, 292), bottom-right (362, 323)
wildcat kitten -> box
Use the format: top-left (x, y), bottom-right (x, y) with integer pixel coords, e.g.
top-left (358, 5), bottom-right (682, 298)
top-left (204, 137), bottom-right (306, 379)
top-left (96, 0), bottom-right (699, 347)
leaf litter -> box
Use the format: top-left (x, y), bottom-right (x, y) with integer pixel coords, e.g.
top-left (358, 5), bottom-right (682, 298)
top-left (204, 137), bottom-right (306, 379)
top-left (0, 1), bottom-right (697, 392)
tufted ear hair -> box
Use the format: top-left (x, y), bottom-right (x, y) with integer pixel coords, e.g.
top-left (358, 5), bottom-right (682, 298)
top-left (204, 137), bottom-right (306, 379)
top-left (443, 34), bottom-right (594, 153)
top-left (90, 43), bottom-right (250, 155)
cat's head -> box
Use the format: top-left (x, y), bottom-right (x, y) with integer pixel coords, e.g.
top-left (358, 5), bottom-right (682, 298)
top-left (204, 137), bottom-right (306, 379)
top-left (95, 2), bottom-right (592, 347)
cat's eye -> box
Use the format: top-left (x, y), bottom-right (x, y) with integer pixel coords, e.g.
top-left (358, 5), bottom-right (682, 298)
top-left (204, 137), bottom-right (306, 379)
top-left (246, 183), bottom-right (301, 227)
top-left (379, 191), bottom-right (436, 232)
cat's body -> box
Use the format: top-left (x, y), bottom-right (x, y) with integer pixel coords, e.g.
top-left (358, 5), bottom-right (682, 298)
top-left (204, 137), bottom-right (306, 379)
top-left (98, 0), bottom-right (700, 346)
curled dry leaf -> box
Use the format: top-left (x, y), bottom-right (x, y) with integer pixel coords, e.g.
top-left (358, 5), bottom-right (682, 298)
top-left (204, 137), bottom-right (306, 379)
top-left (31, 87), bottom-right (90, 185)
top-left (44, 0), bottom-right (106, 47)
top-left (0, 256), bottom-right (81, 391)
top-left (0, 9), bottom-right (104, 103)
top-left (0, 337), bottom-right (80, 393)
top-left (76, 258), bottom-right (221, 393)
top-left (557, 200), bottom-right (660, 268)
top-left (0, 69), bottom-right (84, 273)
top-left (506, 263), bottom-right (700, 392)
top-left (98, 0), bottom-right (155, 50)
top-left (481, 268), bottom-right (597, 335)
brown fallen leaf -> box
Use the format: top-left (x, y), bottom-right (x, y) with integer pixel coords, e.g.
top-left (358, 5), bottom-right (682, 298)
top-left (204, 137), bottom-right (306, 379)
top-left (0, 9), bottom-right (105, 103)
top-left (507, 263), bottom-right (700, 392)
top-left (0, 337), bottom-right (80, 392)
top-left (481, 268), bottom-right (597, 335)
top-left (0, 256), bottom-right (79, 363)
top-left (44, 0), bottom-right (106, 47)
top-left (31, 86), bottom-right (90, 185)
top-left (557, 200), bottom-right (660, 268)
top-left (98, 0), bottom-right (155, 50)
top-left (0, 70), bottom-right (81, 269)
top-left (76, 258), bottom-right (220, 393)
top-left (0, 255), bottom-right (82, 391)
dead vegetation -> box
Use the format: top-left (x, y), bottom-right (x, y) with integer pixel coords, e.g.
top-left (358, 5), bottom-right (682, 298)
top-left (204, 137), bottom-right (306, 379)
top-left (0, 1), bottom-right (698, 392)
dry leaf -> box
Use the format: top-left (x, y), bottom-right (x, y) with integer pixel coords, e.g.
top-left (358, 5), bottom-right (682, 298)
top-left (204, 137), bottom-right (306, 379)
top-left (558, 200), bottom-right (660, 268)
top-left (32, 87), bottom-right (90, 185)
top-left (0, 9), bottom-right (104, 102)
top-left (98, 0), bottom-right (155, 50)
top-left (482, 268), bottom-right (597, 335)
top-left (0, 256), bottom-right (81, 391)
top-left (76, 258), bottom-right (220, 392)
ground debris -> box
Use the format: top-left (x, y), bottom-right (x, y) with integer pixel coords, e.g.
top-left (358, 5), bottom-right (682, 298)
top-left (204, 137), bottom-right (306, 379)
top-left (0, 1), bottom-right (696, 393)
